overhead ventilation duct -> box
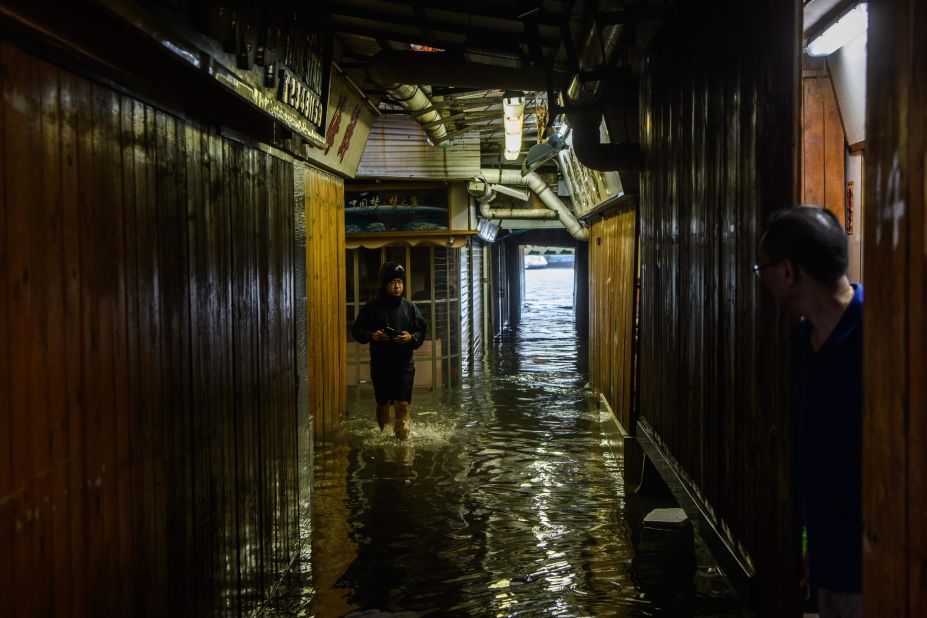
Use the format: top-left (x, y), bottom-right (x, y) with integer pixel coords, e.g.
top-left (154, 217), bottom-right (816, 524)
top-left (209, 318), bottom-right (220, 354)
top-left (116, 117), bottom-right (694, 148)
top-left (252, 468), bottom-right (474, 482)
top-left (373, 82), bottom-right (451, 148)
top-left (566, 106), bottom-right (643, 172)
top-left (479, 169), bottom-right (589, 241)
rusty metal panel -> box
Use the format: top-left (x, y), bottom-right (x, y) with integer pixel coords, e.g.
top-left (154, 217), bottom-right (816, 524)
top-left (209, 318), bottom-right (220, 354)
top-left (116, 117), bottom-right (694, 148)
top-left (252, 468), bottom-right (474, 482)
top-left (356, 115), bottom-right (481, 179)
top-left (637, 2), bottom-right (799, 613)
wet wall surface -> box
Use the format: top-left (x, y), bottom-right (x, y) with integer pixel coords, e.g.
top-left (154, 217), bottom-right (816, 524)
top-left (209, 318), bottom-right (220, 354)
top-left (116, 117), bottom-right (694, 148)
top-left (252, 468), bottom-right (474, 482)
top-left (276, 269), bottom-right (748, 617)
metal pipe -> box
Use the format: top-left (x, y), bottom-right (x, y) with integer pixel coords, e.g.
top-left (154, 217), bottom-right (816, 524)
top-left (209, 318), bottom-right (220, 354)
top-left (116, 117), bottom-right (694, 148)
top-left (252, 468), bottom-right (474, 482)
top-left (471, 182), bottom-right (559, 220)
top-left (377, 82), bottom-right (451, 147)
top-left (480, 169), bottom-right (590, 241)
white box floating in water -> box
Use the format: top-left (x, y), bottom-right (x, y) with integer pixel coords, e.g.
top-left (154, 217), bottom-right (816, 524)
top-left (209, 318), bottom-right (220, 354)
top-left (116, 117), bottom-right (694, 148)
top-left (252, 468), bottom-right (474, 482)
top-left (643, 507), bottom-right (690, 530)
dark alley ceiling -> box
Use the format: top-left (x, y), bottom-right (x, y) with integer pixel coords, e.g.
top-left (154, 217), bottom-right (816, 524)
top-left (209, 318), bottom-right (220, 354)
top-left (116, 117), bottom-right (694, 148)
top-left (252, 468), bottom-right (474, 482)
top-left (319, 0), bottom-right (664, 166)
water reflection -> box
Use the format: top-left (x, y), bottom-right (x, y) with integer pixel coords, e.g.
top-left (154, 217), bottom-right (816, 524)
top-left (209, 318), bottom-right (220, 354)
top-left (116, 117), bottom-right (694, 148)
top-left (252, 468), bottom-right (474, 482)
top-left (290, 268), bottom-right (745, 617)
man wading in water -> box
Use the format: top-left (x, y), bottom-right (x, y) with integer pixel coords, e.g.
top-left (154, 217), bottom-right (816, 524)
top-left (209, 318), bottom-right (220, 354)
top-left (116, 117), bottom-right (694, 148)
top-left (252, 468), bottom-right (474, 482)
top-left (352, 262), bottom-right (427, 439)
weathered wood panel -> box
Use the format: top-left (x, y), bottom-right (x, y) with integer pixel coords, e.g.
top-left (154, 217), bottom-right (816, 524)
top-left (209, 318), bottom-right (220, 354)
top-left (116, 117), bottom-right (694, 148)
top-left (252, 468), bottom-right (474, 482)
top-left (863, 0), bottom-right (926, 615)
top-left (0, 42), bottom-right (306, 617)
top-left (802, 70), bottom-right (846, 225)
top-left (638, 2), bottom-right (799, 614)
top-left (306, 166), bottom-right (347, 441)
top-left (588, 208), bottom-right (637, 434)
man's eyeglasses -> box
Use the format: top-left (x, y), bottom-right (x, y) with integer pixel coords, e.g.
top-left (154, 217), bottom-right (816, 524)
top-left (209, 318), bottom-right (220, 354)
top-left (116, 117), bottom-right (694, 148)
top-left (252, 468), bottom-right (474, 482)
top-left (752, 259), bottom-right (783, 278)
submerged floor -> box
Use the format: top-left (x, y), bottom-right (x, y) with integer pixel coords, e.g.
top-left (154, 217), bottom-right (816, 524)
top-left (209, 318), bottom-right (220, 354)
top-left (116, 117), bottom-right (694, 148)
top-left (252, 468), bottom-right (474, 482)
top-left (285, 268), bottom-right (747, 617)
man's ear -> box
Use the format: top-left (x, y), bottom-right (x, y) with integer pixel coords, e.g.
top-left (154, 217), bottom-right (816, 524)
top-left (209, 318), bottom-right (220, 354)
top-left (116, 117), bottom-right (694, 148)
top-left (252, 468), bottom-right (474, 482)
top-left (783, 259), bottom-right (801, 285)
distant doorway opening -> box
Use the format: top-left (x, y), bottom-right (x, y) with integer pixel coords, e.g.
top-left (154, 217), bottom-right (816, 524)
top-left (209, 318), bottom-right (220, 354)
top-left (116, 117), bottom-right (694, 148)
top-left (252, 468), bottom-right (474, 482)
top-left (522, 244), bottom-right (576, 321)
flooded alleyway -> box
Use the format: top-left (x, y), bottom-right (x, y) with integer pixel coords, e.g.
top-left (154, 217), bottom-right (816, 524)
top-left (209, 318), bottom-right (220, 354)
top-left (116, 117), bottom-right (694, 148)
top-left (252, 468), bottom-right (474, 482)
top-left (301, 269), bottom-right (745, 617)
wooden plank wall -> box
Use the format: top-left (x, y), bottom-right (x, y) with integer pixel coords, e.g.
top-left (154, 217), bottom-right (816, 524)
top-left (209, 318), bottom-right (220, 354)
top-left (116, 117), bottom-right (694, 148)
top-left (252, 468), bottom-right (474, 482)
top-left (305, 166), bottom-right (346, 442)
top-left (0, 43), bottom-right (305, 617)
top-left (802, 66), bottom-right (846, 225)
top-left (588, 208), bottom-right (637, 433)
top-left (863, 0), bottom-right (926, 615)
top-left (637, 2), bottom-right (799, 614)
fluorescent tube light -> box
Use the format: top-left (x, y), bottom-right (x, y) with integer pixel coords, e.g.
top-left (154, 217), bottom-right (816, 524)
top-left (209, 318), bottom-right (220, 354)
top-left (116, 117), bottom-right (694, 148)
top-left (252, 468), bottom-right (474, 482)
top-left (502, 91), bottom-right (525, 161)
top-left (807, 3), bottom-right (868, 57)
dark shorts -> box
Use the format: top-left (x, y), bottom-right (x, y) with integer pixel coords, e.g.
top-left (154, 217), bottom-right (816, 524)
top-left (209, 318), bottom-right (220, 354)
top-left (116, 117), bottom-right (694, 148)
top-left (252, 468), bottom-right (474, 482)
top-left (371, 366), bottom-right (415, 406)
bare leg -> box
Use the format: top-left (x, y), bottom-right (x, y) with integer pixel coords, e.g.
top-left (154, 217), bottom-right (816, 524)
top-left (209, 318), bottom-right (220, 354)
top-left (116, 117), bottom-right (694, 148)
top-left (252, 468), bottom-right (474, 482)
top-left (394, 401), bottom-right (411, 439)
top-left (376, 403), bottom-right (391, 431)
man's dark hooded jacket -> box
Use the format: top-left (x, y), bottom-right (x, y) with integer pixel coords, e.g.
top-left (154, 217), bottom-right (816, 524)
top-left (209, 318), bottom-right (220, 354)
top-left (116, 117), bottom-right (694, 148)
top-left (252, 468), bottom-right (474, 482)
top-left (352, 268), bottom-right (427, 371)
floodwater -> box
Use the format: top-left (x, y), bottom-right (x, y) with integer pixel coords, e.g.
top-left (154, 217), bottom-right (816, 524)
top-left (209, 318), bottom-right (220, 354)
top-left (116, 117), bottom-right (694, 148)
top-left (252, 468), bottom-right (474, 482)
top-left (277, 268), bottom-right (746, 617)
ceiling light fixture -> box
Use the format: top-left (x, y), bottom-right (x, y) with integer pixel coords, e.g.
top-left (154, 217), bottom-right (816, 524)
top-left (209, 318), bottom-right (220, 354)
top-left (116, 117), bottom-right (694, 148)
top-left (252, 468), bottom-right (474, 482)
top-left (502, 91), bottom-right (525, 161)
top-left (806, 3), bottom-right (868, 57)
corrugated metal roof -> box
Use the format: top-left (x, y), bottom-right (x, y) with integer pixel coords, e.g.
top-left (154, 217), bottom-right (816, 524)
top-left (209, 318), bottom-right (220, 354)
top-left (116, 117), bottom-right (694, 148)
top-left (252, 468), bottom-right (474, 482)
top-left (357, 115), bottom-right (481, 180)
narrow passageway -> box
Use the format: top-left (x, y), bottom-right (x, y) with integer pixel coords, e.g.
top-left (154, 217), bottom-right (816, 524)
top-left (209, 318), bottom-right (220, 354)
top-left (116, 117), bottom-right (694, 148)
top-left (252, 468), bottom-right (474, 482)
top-left (298, 267), bottom-right (743, 617)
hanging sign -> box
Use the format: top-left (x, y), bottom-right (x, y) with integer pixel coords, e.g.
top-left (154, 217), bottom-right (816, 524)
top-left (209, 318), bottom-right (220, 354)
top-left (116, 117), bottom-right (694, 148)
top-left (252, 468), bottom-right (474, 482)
top-left (278, 65), bottom-right (326, 133)
top-left (305, 69), bottom-right (375, 178)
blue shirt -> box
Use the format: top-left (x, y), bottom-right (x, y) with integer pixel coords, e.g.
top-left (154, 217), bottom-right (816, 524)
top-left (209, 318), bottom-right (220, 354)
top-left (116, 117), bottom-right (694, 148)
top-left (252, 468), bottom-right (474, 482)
top-left (795, 283), bottom-right (863, 592)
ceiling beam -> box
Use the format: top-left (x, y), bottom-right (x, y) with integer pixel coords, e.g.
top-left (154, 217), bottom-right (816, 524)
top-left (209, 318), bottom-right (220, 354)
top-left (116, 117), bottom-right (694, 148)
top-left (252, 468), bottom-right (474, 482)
top-left (325, 22), bottom-right (529, 57)
top-left (323, 8), bottom-right (561, 48)
top-left (348, 0), bottom-right (569, 28)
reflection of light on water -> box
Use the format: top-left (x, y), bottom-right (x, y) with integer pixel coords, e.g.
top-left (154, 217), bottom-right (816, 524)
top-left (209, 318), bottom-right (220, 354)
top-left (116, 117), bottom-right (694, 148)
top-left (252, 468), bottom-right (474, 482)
top-left (292, 257), bottom-right (746, 617)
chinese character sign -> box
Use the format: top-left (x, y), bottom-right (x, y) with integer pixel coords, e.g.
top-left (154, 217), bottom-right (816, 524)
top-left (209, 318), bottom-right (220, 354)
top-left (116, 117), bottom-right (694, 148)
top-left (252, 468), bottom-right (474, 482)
top-left (345, 186), bottom-right (449, 233)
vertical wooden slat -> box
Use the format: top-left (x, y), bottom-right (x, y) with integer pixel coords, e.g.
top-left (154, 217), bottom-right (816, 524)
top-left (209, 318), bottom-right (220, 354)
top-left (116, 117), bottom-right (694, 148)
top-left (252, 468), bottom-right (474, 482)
top-left (3, 41), bottom-right (42, 618)
top-left (106, 89), bottom-right (132, 615)
top-left (91, 82), bottom-right (122, 615)
top-left (136, 100), bottom-right (167, 616)
top-left (864, 0), bottom-right (927, 615)
top-left (802, 77), bottom-right (825, 206)
top-left (75, 74), bottom-right (101, 615)
top-left (117, 89), bottom-right (141, 614)
top-left (38, 59), bottom-right (72, 616)
top-left (822, 77), bottom-right (845, 223)
top-left (57, 66), bottom-right (87, 618)
top-left (0, 40), bottom-right (10, 618)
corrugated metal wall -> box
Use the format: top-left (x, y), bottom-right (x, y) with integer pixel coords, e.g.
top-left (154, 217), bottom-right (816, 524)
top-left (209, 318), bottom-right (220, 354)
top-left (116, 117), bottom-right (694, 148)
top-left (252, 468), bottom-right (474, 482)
top-left (305, 167), bottom-right (347, 441)
top-left (460, 239), bottom-right (486, 376)
top-left (588, 208), bottom-right (638, 433)
top-left (0, 43), bottom-right (306, 616)
top-left (356, 115), bottom-right (480, 180)
top-left (460, 245), bottom-right (472, 370)
top-left (470, 241), bottom-right (485, 363)
top-left (637, 2), bottom-right (798, 613)
top-left (433, 247), bottom-right (462, 387)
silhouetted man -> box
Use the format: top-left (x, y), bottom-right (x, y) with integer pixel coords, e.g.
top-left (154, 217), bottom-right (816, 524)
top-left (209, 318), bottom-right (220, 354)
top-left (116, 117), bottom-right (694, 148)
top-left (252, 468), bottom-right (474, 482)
top-left (351, 262), bottom-right (427, 439)
top-left (756, 205), bottom-right (862, 618)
